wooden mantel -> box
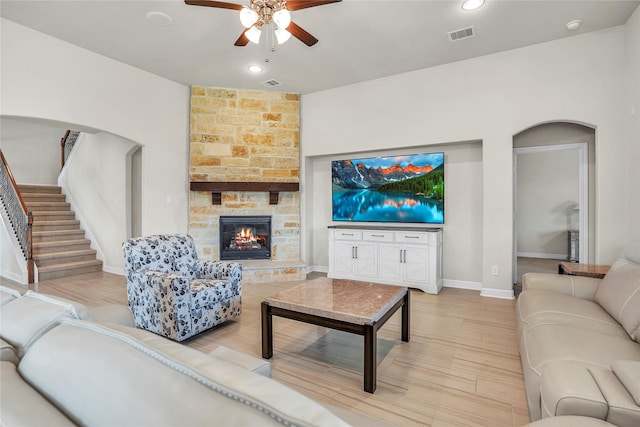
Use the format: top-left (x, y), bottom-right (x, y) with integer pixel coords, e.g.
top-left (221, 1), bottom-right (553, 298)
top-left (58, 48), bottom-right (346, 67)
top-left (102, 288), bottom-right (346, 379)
top-left (190, 181), bottom-right (300, 205)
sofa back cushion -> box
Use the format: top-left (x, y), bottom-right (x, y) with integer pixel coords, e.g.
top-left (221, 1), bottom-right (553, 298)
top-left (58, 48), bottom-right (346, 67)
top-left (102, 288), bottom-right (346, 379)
top-left (0, 291), bottom-right (91, 358)
top-left (18, 320), bottom-right (351, 427)
top-left (594, 259), bottom-right (640, 341)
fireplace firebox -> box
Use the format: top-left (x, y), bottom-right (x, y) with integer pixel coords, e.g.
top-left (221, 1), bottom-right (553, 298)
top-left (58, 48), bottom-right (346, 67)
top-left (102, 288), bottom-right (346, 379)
top-left (219, 216), bottom-right (271, 260)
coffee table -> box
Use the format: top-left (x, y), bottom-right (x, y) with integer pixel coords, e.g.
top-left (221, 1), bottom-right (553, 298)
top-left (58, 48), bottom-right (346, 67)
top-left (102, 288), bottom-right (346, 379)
top-left (261, 277), bottom-right (409, 393)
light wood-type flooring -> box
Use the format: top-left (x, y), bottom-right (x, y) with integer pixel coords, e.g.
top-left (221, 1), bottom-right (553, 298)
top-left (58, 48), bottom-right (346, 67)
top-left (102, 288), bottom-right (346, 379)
top-left (1, 272), bottom-right (530, 426)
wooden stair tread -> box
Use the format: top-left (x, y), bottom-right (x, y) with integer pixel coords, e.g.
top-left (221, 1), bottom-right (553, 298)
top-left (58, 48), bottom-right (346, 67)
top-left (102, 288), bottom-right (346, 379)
top-left (32, 229), bottom-right (85, 237)
top-left (32, 210), bottom-right (74, 214)
top-left (32, 220), bottom-right (80, 225)
top-left (37, 259), bottom-right (103, 272)
top-left (34, 239), bottom-right (91, 248)
top-left (18, 184), bottom-right (61, 194)
top-left (34, 248), bottom-right (97, 260)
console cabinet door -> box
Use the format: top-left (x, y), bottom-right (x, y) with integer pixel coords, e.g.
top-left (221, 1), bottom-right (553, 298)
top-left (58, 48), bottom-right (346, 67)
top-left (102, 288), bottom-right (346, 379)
top-left (403, 245), bottom-right (429, 284)
top-left (333, 240), bottom-right (356, 274)
top-left (379, 243), bottom-right (429, 284)
top-left (379, 243), bottom-right (402, 280)
top-left (354, 241), bottom-right (378, 277)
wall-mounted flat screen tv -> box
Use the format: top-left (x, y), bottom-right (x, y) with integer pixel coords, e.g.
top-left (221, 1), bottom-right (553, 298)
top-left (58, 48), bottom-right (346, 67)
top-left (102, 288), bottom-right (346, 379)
top-left (332, 152), bottom-right (444, 224)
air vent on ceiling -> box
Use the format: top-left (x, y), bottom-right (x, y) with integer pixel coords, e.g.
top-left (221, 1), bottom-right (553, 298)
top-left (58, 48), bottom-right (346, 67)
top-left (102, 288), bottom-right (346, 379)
top-left (261, 79), bottom-right (282, 87)
top-left (448, 26), bottom-right (475, 42)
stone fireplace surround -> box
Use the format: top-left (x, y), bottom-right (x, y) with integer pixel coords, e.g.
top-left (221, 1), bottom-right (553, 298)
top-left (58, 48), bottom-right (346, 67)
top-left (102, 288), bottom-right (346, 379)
top-left (188, 86), bottom-right (305, 284)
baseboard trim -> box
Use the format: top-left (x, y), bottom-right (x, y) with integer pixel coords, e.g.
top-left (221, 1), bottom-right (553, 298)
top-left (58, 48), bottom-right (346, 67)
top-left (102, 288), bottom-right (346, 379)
top-left (307, 265), bottom-right (328, 274)
top-left (443, 279), bottom-right (482, 291)
top-left (517, 252), bottom-right (566, 260)
top-left (480, 287), bottom-right (515, 300)
top-left (103, 265), bottom-right (124, 276)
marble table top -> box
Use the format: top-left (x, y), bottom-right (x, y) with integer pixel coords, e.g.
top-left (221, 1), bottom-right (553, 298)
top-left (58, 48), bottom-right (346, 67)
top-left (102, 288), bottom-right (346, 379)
top-left (264, 277), bottom-right (407, 325)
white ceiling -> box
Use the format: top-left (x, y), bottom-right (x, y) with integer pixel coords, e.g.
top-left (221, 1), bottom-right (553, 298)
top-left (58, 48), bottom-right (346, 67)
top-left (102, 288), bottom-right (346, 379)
top-left (1, 0), bottom-right (638, 94)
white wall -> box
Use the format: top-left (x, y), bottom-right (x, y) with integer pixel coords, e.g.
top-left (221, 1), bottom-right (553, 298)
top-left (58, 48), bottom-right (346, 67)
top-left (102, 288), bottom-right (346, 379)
top-left (301, 25), bottom-right (634, 297)
top-left (625, 6), bottom-right (640, 242)
top-left (1, 18), bottom-right (190, 280)
top-left (0, 117), bottom-right (66, 185)
top-left (59, 133), bottom-right (137, 271)
top-left (516, 148), bottom-right (579, 258)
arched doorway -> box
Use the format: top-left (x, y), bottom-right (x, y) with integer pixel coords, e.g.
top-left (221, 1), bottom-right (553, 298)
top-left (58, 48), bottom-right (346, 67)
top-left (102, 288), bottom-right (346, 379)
top-left (512, 122), bottom-right (595, 287)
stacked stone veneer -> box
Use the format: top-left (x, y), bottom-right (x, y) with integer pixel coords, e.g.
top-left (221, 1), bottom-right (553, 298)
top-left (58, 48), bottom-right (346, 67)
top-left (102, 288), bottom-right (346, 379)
top-left (189, 86), bottom-right (304, 283)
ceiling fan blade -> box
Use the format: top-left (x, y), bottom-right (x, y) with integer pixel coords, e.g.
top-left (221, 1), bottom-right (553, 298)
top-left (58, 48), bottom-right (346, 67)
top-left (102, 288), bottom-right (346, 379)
top-left (184, 0), bottom-right (243, 10)
top-left (234, 31), bottom-right (250, 46)
top-left (287, 21), bottom-right (318, 46)
top-left (286, 0), bottom-right (341, 11)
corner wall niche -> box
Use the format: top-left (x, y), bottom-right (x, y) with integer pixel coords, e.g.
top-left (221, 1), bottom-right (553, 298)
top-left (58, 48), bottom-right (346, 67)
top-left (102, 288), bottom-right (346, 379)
top-left (188, 86), bottom-right (304, 283)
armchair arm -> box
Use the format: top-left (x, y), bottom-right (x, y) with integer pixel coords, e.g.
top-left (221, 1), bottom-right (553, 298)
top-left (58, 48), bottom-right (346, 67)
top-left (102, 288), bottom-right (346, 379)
top-left (522, 272), bottom-right (601, 300)
top-left (195, 261), bottom-right (242, 295)
top-left (126, 270), bottom-right (193, 341)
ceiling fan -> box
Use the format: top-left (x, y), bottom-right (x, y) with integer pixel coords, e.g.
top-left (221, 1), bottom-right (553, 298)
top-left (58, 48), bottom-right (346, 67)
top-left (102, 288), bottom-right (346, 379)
top-left (184, 0), bottom-right (341, 47)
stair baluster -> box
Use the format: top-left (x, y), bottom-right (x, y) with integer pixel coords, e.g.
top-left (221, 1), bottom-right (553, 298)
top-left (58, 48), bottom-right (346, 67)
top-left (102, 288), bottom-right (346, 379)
top-left (0, 149), bottom-right (34, 283)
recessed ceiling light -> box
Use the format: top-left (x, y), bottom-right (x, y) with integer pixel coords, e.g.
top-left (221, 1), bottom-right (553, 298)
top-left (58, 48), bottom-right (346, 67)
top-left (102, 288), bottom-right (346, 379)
top-left (146, 11), bottom-right (173, 27)
top-left (248, 65), bottom-right (263, 73)
top-left (462, 0), bottom-right (485, 11)
top-left (566, 19), bottom-right (582, 31)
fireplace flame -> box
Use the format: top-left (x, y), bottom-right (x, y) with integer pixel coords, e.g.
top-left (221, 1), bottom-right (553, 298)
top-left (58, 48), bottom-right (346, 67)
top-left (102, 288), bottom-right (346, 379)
top-left (236, 227), bottom-right (257, 245)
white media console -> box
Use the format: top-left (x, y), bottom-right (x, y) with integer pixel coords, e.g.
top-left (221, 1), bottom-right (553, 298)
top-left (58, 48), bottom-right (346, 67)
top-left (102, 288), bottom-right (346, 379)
top-left (328, 225), bottom-right (443, 294)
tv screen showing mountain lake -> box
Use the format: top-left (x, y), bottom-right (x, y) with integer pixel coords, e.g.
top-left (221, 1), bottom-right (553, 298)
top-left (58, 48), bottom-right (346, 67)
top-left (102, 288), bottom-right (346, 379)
top-left (331, 153), bottom-right (444, 224)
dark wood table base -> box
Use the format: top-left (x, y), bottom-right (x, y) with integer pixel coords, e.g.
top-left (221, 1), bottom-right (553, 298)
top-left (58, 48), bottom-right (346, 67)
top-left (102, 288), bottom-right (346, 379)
top-left (261, 289), bottom-right (410, 393)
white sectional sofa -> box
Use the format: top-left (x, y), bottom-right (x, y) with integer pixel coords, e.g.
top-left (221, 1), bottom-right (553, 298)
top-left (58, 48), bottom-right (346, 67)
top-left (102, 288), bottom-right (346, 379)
top-left (0, 286), bottom-right (390, 426)
top-left (516, 240), bottom-right (640, 426)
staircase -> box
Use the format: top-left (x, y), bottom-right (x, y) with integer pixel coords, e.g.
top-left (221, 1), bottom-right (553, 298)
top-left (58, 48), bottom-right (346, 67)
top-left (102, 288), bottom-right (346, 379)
top-left (18, 184), bottom-right (103, 281)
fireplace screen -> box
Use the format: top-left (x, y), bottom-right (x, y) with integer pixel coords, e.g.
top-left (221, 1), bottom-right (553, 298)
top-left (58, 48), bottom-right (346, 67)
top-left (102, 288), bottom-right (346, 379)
top-left (219, 216), bottom-right (271, 260)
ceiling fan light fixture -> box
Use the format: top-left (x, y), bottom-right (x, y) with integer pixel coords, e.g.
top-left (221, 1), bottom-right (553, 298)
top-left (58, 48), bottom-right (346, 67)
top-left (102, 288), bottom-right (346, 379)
top-left (273, 9), bottom-right (291, 29)
top-left (246, 25), bottom-right (262, 44)
top-left (240, 6), bottom-right (259, 28)
top-left (462, 0), bottom-right (484, 11)
top-left (275, 27), bottom-right (292, 44)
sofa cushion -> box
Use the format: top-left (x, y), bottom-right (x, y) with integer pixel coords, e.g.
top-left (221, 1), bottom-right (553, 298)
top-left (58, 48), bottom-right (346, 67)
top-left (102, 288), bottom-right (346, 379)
top-left (0, 285), bottom-right (23, 306)
top-left (526, 416), bottom-right (617, 426)
top-left (594, 261), bottom-right (640, 341)
top-left (612, 360), bottom-right (640, 406)
top-left (540, 362), bottom-right (608, 419)
top-left (0, 338), bottom-right (19, 364)
top-left (209, 345), bottom-right (272, 378)
top-left (517, 289), bottom-right (628, 338)
top-left (589, 367), bottom-right (640, 427)
top-left (0, 362), bottom-right (75, 426)
top-left (522, 323), bottom-right (640, 376)
top-left (18, 319), bottom-right (351, 427)
top-left (0, 291), bottom-right (88, 357)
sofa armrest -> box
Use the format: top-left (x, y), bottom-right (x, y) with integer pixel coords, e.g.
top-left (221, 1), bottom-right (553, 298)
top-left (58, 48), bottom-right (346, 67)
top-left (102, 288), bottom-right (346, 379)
top-left (523, 272), bottom-right (601, 300)
top-left (195, 261), bottom-right (242, 293)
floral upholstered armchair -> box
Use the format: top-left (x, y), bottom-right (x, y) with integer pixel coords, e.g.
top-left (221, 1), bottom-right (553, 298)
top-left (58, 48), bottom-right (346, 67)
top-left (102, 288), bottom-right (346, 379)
top-left (122, 234), bottom-right (242, 342)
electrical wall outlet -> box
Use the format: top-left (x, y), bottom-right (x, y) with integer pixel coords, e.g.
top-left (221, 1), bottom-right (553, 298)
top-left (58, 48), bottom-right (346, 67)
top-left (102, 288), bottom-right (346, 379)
top-left (491, 265), bottom-right (499, 276)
